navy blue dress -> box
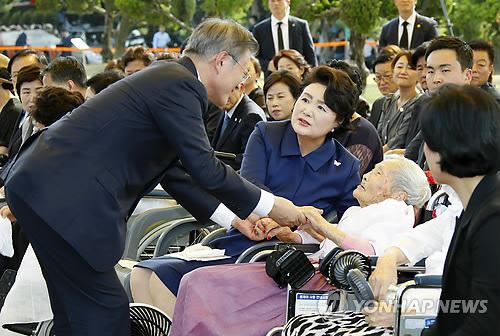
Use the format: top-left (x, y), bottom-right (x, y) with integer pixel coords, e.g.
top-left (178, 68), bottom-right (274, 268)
top-left (136, 120), bottom-right (361, 295)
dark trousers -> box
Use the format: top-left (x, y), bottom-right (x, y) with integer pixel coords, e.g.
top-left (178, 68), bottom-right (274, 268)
top-left (6, 190), bottom-right (129, 336)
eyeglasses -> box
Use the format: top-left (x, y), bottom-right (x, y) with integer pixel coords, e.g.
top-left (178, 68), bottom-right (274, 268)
top-left (228, 53), bottom-right (251, 83)
top-left (373, 73), bottom-right (393, 83)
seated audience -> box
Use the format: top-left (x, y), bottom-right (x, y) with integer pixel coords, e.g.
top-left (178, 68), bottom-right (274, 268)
top-left (210, 82), bottom-right (265, 170)
top-left (272, 49), bottom-right (310, 81)
top-left (369, 51), bottom-right (400, 128)
top-left (0, 68), bottom-right (21, 157)
top-left (85, 70), bottom-right (124, 100)
top-left (327, 59), bottom-right (383, 176)
top-left (377, 50), bottom-right (422, 152)
top-left (264, 69), bottom-right (302, 121)
top-left (244, 56), bottom-right (267, 114)
top-left (130, 66), bottom-right (362, 317)
top-left (170, 155), bottom-right (431, 336)
top-left (122, 46), bottom-right (155, 76)
top-left (468, 39), bottom-right (500, 103)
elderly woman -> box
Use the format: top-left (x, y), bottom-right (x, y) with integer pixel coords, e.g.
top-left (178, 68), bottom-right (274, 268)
top-left (169, 155), bottom-right (430, 336)
top-left (264, 69), bottom-right (302, 121)
top-left (272, 49), bottom-right (310, 81)
top-left (377, 50), bottom-right (422, 153)
top-left (131, 66), bottom-right (361, 317)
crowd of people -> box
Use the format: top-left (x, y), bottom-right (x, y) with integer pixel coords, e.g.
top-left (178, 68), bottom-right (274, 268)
top-left (0, 0), bottom-right (498, 335)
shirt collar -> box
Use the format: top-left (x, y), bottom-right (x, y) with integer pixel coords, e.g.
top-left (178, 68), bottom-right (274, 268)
top-left (226, 94), bottom-right (244, 118)
top-left (280, 121), bottom-right (338, 171)
top-left (399, 11), bottom-right (416, 26)
top-left (271, 14), bottom-right (289, 27)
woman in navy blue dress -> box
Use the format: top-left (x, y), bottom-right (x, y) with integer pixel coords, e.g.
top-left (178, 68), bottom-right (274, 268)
top-left (130, 66), bottom-right (362, 316)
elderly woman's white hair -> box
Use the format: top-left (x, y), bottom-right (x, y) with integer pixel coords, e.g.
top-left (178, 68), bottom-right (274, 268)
top-left (384, 154), bottom-right (431, 207)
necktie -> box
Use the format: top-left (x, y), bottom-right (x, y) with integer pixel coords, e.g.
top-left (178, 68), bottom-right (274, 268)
top-left (220, 112), bottom-right (231, 136)
top-left (277, 21), bottom-right (284, 51)
top-left (399, 21), bottom-right (409, 50)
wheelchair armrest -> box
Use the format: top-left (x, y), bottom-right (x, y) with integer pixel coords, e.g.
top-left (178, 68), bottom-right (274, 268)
top-left (414, 274), bottom-right (442, 286)
top-left (275, 243), bottom-right (320, 254)
top-left (215, 151), bottom-right (236, 161)
top-left (200, 228), bottom-right (228, 246)
top-left (152, 218), bottom-right (219, 258)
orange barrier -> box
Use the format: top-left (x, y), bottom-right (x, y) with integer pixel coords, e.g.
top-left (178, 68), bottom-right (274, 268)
top-left (0, 41), bottom-right (378, 53)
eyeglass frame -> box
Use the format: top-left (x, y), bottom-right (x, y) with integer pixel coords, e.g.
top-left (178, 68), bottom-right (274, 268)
top-left (228, 53), bottom-right (251, 83)
top-left (373, 72), bottom-right (394, 83)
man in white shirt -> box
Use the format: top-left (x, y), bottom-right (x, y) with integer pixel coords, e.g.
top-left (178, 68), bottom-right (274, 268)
top-left (152, 24), bottom-right (171, 50)
top-left (252, 0), bottom-right (317, 77)
top-left (378, 0), bottom-right (438, 50)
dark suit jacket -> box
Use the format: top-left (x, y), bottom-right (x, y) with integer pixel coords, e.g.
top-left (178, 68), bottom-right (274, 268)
top-left (15, 32), bottom-right (26, 46)
top-left (253, 16), bottom-right (317, 77)
top-left (211, 95), bottom-right (264, 170)
top-left (2, 57), bottom-right (262, 272)
top-left (423, 173), bottom-right (500, 335)
top-left (378, 13), bottom-right (438, 50)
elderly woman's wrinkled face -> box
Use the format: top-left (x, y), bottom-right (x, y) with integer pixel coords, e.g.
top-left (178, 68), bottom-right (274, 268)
top-left (353, 161), bottom-right (396, 207)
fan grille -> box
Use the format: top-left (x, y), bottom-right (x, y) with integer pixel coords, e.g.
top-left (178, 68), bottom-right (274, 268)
top-left (329, 250), bottom-right (371, 290)
top-left (130, 303), bottom-right (172, 336)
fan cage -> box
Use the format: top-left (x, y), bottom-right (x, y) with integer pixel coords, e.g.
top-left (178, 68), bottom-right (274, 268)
top-left (130, 303), bottom-right (172, 336)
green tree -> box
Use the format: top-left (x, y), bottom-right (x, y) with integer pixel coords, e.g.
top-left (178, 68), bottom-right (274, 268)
top-left (200, 0), bottom-right (253, 21)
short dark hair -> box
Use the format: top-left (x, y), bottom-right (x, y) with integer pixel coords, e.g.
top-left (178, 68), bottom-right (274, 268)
top-left (373, 52), bottom-right (397, 73)
top-left (411, 41), bottom-right (430, 66)
top-left (421, 84), bottom-right (500, 177)
top-left (32, 87), bottom-right (84, 127)
top-left (425, 36), bottom-right (473, 71)
top-left (468, 39), bottom-right (495, 82)
top-left (7, 49), bottom-right (48, 74)
top-left (16, 63), bottom-right (44, 98)
top-left (303, 65), bottom-right (357, 139)
top-left (86, 71), bottom-right (124, 95)
top-left (263, 69), bottom-right (302, 100)
top-left (42, 56), bottom-right (87, 89)
top-left (327, 59), bottom-right (362, 97)
top-left (468, 39), bottom-right (495, 64)
top-left (0, 67), bottom-right (14, 92)
top-left (121, 46), bottom-right (155, 69)
top-left (272, 49), bottom-right (310, 78)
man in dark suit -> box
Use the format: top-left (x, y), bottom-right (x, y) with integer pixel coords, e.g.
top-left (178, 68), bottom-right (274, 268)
top-left (253, 0), bottom-right (317, 77)
top-left (2, 19), bottom-right (307, 335)
top-left (378, 0), bottom-right (438, 50)
top-left (212, 83), bottom-right (265, 170)
top-left (14, 25), bottom-right (26, 47)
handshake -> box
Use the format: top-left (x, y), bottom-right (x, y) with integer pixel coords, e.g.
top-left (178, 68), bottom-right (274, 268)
top-left (231, 196), bottom-right (327, 242)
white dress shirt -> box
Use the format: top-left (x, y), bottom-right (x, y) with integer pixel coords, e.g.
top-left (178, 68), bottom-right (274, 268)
top-left (391, 185), bottom-right (463, 275)
top-left (398, 12), bottom-right (417, 49)
top-left (271, 14), bottom-right (290, 55)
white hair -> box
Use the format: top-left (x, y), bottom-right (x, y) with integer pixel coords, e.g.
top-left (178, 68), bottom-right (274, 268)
top-left (384, 154), bottom-right (431, 208)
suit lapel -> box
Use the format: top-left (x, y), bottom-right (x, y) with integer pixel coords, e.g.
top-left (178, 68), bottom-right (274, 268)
top-left (218, 103), bottom-right (243, 148)
top-left (411, 14), bottom-right (422, 48)
top-left (288, 17), bottom-right (296, 49)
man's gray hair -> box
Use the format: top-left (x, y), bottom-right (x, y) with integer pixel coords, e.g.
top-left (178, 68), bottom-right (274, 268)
top-left (385, 154), bottom-right (431, 208)
top-left (184, 18), bottom-right (259, 62)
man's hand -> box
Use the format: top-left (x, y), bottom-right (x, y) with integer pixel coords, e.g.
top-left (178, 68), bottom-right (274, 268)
top-left (231, 213), bottom-right (266, 241)
top-left (301, 206), bottom-right (328, 233)
top-left (362, 302), bottom-right (395, 328)
top-left (268, 196), bottom-right (308, 228)
top-left (369, 254), bottom-right (399, 301)
top-left (0, 206), bottom-right (16, 223)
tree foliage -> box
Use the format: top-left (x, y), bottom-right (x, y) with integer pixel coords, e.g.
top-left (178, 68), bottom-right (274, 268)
top-left (200, 0), bottom-right (254, 21)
